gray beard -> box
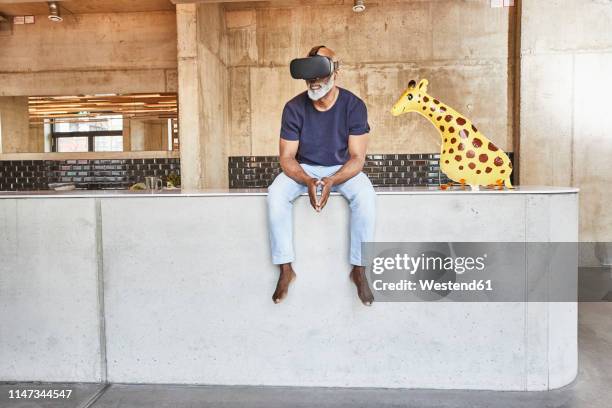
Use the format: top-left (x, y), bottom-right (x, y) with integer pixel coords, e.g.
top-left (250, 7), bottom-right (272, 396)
top-left (308, 77), bottom-right (335, 101)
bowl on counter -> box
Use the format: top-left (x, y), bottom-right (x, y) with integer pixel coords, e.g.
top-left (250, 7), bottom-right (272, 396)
top-left (48, 182), bottom-right (76, 191)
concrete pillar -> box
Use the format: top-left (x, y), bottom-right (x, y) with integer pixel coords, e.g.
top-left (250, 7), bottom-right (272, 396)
top-left (0, 96), bottom-right (33, 153)
top-left (28, 123), bottom-right (44, 152)
top-left (144, 121), bottom-right (165, 151)
top-left (122, 118), bottom-right (132, 152)
top-left (130, 119), bottom-right (146, 151)
top-left (519, 0), bottom-right (612, 243)
top-left (177, 3), bottom-right (229, 189)
top-left (177, 3), bottom-right (204, 189)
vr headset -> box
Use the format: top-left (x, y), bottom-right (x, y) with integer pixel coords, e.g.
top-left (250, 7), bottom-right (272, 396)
top-left (290, 45), bottom-right (339, 80)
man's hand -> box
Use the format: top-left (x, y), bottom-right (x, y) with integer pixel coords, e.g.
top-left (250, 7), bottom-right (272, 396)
top-left (317, 177), bottom-right (334, 211)
top-left (306, 177), bottom-right (322, 211)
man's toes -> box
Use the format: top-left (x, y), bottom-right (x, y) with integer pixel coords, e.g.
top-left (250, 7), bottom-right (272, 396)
top-left (359, 290), bottom-right (374, 306)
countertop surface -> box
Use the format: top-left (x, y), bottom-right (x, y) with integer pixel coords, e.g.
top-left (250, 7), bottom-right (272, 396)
top-left (0, 186), bottom-right (579, 199)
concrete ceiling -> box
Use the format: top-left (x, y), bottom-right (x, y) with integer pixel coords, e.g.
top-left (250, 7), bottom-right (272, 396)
top-left (0, 0), bottom-right (175, 16)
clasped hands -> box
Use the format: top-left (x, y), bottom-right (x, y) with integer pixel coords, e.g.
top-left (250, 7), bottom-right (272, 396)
top-left (306, 177), bottom-right (334, 212)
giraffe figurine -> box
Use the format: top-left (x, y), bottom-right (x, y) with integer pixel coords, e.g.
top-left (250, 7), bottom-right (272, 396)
top-left (391, 79), bottom-right (513, 191)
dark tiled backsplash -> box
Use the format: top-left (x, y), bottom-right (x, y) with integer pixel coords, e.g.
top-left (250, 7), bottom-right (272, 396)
top-left (0, 158), bottom-right (180, 191)
top-left (1, 154), bottom-right (514, 191)
top-left (229, 153), bottom-right (515, 188)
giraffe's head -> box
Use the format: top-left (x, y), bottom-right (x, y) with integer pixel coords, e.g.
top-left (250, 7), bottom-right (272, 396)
top-left (391, 79), bottom-right (429, 116)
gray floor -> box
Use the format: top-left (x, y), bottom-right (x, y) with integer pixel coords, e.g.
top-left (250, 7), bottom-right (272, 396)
top-left (1, 303), bottom-right (610, 408)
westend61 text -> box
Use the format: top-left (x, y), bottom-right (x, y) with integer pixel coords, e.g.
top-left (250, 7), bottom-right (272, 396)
top-left (372, 279), bottom-right (493, 292)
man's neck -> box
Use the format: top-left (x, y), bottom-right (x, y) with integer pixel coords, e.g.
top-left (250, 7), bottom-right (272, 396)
top-left (312, 86), bottom-right (339, 112)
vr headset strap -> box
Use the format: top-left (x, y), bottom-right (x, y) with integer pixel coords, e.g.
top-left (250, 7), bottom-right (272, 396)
top-left (308, 45), bottom-right (339, 72)
top-left (308, 45), bottom-right (326, 57)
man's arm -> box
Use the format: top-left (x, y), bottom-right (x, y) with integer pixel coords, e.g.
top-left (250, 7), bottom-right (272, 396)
top-left (279, 138), bottom-right (321, 211)
top-left (317, 134), bottom-right (368, 210)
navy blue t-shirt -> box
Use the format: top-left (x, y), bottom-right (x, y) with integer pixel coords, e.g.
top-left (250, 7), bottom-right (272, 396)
top-left (280, 87), bottom-right (370, 166)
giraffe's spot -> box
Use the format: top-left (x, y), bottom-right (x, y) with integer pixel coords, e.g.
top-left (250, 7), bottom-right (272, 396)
top-left (450, 137), bottom-right (457, 144)
top-left (459, 165), bottom-right (464, 170)
top-left (423, 96), bottom-right (429, 102)
top-left (455, 155), bottom-right (462, 162)
top-left (449, 148), bottom-right (454, 154)
top-left (444, 115), bottom-right (453, 122)
top-left (458, 143), bottom-right (465, 151)
top-left (466, 150), bottom-right (475, 158)
top-left (468, 162), bottom-right (476, 170)
top-left (445, 160), bottom-right (449, 164)
top-left (422, 106), bottom-right (427, 110)
top-left (479, 153), bottom-right (488, 163)
top-left (494, 157), bottom-right (504, 167)
top-left (472, 138), bottom-right (483, 148)
top-left (476, 169), bottom-right (481, 174)
top-left (440, 126), bottom-right (445, 132)
top-left (444, 137), bottom-right (448, 142)
top-left (443, 150), bottom-right (446, 154)
top-left (501, 169), bottom-right (506, 174)
top-left (471, 124), bottom-right (478, 132)
top-left (429, 113), bottom-right (433, 117)
top-left (488, 142), bottom-right (498, 151)
top-left (448, 127), bottom-right (455, 133)
top-left (485, 167), bottom-right (492, 173)
top-left (436, 116), bottom-right (442, 121)
top-left (456, 117), bottom-right (466, 126)
top-left (440, 106), bottom-right (447, 112)
top-left (459, 129), bottom-right (469, 139)
top-left (430, 106), bottom-right (436, 111)
top-left (433, 99), bottom-right (440, 104)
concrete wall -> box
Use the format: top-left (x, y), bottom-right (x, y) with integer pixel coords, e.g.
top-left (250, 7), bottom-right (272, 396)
top-left (127, 118), bottom-right (165, 151)
top-left (0, 97), bottom-right (31, 153)
top-left (129, 119), bottom-right (146, 151)
top-left (28, 123), bottom-right (44, 153)
top-left (224, 0), bottom-right (516, 156)
top-left (0, 11), bottom-right (178, 96)
top-left (519, 0), bottom-right (612, 242)
top-left (177, 3), bottom-right (229, 189)
top-left (144, 120), bottom-right (166, 151)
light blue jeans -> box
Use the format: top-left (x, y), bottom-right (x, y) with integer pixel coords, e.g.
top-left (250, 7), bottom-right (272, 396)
top-left (266, 163), bottom-right (376, 266)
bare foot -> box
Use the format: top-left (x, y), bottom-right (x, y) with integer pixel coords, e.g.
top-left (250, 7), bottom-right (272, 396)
top-left (350, 266), bottom-right (374, 306)
top-left (272, 263), bottom-right (296, 304)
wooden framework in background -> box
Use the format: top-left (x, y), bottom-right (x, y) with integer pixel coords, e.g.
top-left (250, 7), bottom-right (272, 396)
top-left (28, 93), bottom-right (178, 125)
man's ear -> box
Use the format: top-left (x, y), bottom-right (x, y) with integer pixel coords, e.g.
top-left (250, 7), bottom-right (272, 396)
top-left (418, 79), bottom-right (429, 92)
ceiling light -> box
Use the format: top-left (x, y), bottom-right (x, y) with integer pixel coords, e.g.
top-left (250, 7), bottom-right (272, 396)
top-left (48, 2), bottom-right (62, 22)
top-left (353, 0), bottom-right (366, 12)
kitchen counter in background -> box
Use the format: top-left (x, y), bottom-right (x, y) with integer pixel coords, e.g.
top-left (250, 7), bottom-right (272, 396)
top-left (0, 187), bottom-right (579, 390)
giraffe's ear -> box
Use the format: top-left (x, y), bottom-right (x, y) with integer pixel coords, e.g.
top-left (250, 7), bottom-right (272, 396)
top-left (408, 80), bottom-right (416, 89)
top-left (418, 79), bottom-right (429, 92)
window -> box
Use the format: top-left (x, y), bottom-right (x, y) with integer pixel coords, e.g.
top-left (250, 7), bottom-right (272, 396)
top-left (94, 135), bottom-right (123, 152)
top-left (52, 116), bottom-right (123, 152)
top-left (56, 137), bottom-right (88, 152)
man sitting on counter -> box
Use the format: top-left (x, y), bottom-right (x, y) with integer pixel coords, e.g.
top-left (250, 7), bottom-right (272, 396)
top-left (266, 45), bottom-right (376, 306)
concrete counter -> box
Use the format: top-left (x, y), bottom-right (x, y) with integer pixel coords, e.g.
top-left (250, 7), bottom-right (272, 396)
top-left (0, 187), bottom-right (579, 390)
top-left (0, 185), bottom-right (579, 198)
